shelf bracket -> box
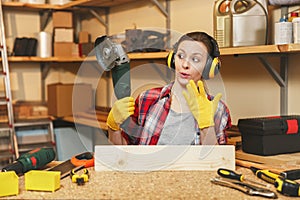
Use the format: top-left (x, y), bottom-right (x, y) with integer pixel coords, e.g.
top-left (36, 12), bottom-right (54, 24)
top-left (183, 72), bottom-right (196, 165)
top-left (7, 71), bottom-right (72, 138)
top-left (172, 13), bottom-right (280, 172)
top-left (40, 63), bottom-right (51, 103)
top-left (257, 55), bottom-right (285, 87)
top-left (151, 0), bottom-right (171, 48)
top-left (257, 54), bottom-right (288, 115)
top-left (89, 8), bottom-right (109, 35)
top-left (149, 62), bottom-right (172, 84)
top-left (151, 0), bottom-right (169, 17)
top-left (39, 10), bottom-right (52, 31)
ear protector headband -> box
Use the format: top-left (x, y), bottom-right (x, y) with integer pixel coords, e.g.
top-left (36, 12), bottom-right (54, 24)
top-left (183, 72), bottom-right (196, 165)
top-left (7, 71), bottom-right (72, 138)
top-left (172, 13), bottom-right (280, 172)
top-left (167, 33), bottom-right (221, 80)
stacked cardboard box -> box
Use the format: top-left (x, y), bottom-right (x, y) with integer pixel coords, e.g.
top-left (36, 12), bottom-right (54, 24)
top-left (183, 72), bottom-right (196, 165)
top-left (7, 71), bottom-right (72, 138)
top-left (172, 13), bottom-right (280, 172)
top-left (53, 11), bottom-right (78, 57)
top-left (78, 31), bottom-right (93, 57)
top-left (13, 101), bottom-right (48, 120)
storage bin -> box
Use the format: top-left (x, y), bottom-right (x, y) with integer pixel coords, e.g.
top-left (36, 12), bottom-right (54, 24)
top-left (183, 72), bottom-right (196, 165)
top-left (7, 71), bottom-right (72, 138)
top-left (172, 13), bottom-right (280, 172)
top-left (238, 115), bottom-right (300, 156)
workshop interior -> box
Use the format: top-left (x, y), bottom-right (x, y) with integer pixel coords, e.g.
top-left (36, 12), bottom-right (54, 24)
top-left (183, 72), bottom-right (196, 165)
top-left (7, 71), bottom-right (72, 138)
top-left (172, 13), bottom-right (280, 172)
top-left (0, 0), bottom-right (300, 199)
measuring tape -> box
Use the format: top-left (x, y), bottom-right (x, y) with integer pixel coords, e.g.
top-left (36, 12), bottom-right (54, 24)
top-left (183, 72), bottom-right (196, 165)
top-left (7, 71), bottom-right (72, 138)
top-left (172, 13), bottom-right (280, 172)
top-left (70, 169), bottom-right (89, 185)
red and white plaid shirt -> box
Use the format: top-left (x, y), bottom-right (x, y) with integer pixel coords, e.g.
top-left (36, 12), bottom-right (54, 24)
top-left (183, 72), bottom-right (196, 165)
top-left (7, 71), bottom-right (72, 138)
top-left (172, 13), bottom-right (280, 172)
top-left (121, 82), bottom-right (231, 145)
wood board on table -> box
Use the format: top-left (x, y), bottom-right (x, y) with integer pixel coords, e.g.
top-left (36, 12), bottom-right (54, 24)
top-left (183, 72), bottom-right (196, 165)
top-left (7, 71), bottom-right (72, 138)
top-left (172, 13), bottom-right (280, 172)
top-left (95, 145), bottom-right (235, 171)
top-left (236, 150), bottom-right (300, 169)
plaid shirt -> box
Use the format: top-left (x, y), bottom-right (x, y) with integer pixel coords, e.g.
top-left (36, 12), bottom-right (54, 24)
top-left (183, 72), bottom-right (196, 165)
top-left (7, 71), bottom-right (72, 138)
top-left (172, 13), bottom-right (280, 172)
top-left (121, 82), bottom-right (231, 145)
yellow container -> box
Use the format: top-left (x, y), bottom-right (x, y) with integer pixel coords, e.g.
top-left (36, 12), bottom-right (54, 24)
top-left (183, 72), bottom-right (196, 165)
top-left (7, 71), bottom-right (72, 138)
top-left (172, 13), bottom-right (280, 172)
top-left (25, 170), bottom-right (61, 192)
top-left (0, 171), bottom-right (19, 197)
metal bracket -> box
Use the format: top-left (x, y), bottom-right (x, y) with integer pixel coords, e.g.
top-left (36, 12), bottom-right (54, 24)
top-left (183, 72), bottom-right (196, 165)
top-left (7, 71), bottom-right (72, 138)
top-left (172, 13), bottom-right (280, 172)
top-left (151, 0), bottom-right (171, 48)
top-left (39, 10), bottom-right (52, 31)
top-left (89, 8), bottom-right (109, 35)
top-left (149, 61), bottom-right (172, 84)
top-left (40, 63), bottom-right (51, 103)
top-left (257, 54), bottom-right (288, 115)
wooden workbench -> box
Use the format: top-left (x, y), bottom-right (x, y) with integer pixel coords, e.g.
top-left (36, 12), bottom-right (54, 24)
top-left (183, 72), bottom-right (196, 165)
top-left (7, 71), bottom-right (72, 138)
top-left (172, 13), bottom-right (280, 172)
top-left (3, 167), bottom-right (297, 199)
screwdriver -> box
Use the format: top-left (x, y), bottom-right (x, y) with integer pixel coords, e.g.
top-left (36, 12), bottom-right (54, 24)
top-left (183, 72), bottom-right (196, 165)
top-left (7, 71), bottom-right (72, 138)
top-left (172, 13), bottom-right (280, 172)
top-left (217, 168), bottom-right (270, 188)
top-left (250, 166), bottom-right (300, 197)
top-left (250, 167), bottom-right (278, 184)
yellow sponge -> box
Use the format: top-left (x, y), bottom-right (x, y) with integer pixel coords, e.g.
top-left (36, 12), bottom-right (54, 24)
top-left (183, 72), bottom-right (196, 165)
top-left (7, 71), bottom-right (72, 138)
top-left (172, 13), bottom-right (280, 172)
top-left (25, 170), bottom-right (61, 192)
top-left (0, 171), bottom-right (19, 197)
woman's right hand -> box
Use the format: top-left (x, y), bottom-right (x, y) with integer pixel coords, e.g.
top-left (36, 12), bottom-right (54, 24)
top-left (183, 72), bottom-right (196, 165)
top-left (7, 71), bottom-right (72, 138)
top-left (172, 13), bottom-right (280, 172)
top-left (106, 97), bottom-right (135, 131)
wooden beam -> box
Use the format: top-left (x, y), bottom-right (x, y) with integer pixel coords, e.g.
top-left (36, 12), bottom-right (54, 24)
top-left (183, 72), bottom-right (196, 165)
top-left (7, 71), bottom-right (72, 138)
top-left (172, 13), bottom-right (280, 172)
top-left (95, 145), bottom-right (235, 171)
top-left (236, 150), bottom-right (300, 166)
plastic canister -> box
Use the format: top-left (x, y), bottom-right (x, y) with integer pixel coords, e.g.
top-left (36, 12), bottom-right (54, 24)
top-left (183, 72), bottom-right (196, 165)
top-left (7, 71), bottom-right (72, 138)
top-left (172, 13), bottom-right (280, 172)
top-left (213, 0), bottom-right (232, 47)
top-left (230, 0), bottom-right (268, 46)
top-left (274, 21), bottom-right (293, 44)
top-left (288, 12), bottom-right (299, 22)
top-left (292, 17), bottom-right (300, 43)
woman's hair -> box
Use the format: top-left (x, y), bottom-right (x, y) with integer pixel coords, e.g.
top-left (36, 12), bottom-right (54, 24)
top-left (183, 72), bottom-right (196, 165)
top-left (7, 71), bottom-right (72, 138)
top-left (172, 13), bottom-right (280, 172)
top-left (174, 31), bottom-right (213, 56)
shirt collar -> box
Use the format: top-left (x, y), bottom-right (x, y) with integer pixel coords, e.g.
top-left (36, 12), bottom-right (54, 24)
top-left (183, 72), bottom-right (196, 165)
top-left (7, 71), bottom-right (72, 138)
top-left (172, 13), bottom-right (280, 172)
top-left (159, 82), bottom-right (174, 99)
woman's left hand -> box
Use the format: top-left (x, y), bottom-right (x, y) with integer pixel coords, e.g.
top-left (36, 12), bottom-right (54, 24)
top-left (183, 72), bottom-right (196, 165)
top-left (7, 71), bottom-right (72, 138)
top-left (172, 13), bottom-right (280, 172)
top-left (183, 80), bottom-right (222, 129)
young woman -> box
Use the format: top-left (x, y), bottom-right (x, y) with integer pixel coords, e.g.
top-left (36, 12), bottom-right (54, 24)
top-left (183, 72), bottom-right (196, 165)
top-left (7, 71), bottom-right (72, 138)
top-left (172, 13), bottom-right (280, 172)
top-left (106, 31), bottom-right (231, 145)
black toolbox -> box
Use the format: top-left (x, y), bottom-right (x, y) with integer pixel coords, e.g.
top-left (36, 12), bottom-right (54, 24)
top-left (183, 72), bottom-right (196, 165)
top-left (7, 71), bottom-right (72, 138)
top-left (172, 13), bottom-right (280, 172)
top-left (238, 115), bottom-right (300, 156)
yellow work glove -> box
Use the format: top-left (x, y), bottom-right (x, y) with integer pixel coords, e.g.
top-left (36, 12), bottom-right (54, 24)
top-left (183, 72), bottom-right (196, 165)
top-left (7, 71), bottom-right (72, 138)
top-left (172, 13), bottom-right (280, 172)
top-left (106, 97), bottom-right (135, 131)
top-left (182, 80), bottom-right (222, 129)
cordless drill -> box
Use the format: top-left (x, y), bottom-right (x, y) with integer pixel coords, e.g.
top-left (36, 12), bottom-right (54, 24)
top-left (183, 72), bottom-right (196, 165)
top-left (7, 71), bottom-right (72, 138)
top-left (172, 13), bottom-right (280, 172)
top-left (1, 147), bottom-right (56, 175)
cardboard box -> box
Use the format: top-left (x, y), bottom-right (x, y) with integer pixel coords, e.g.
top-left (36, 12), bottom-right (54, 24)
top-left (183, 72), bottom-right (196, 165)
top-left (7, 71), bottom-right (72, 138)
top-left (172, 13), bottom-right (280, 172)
top-left (53, 42), bottom-right (74, 57)
top-left (52, 11), bottom-right (73, 28)
top-left (79, 43), bottom-right (94, 57)
top-left (47, 83), bottom-right (93, 117)
top-left (78, 31), bottom-right (90, 43)
top-left (54, 28), bottom-right (74, 42)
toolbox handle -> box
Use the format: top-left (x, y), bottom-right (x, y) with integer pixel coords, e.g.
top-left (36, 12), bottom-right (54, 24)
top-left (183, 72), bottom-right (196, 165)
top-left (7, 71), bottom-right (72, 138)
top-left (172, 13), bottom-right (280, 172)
top-left (284, 119), bottom-right (299, 134)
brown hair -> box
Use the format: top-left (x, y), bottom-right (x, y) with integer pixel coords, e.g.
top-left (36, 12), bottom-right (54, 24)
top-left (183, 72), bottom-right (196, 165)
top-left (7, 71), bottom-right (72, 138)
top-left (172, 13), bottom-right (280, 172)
top-left (174, 31), bottom-right (214, 56)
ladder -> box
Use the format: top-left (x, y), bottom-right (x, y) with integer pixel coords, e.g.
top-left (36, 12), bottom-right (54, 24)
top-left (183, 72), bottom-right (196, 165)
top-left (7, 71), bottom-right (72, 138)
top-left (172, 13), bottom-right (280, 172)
top-left (0, 1), bottom-right (19, 161)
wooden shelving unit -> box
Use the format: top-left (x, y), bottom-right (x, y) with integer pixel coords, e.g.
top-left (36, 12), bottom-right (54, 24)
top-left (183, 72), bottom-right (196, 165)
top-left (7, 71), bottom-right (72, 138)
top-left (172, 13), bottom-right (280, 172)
top-left (220, 44), bottom-right (300, 55)
top-left (2, 0), bottom-right (300, 123)
top-left (219, 44), bottom-right (300, 116)
top-left (0, 52), bottom-right (169, 63)
top-left (2, 43), bottom-right (300, 64)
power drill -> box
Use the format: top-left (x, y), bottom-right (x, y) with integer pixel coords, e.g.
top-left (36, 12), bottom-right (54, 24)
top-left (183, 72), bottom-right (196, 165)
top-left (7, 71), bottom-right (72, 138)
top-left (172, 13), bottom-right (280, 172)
top-left (1, 147), bottom-right (56, 175)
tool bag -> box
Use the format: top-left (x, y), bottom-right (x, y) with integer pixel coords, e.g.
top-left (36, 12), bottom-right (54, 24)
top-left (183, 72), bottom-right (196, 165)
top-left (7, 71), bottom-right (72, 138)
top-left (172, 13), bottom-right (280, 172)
top-left (238, 115), bottom-right (300, 156)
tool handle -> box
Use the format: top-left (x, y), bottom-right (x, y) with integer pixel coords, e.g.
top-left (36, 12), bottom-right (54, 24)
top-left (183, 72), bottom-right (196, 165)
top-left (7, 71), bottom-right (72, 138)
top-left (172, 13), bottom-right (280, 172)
top-left (275, 177), bottom-right (300, 197)
top-left (280, 169), bottom-right (300, 180)
top-left (256, 170), bottom-right (278, 184)
top-left (217, 168), bottom-right (243, 181)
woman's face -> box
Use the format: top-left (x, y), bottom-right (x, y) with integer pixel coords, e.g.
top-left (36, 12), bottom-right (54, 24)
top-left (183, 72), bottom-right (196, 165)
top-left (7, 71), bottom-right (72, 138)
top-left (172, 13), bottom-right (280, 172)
top-left (174, 40), bottom-right (208, 87)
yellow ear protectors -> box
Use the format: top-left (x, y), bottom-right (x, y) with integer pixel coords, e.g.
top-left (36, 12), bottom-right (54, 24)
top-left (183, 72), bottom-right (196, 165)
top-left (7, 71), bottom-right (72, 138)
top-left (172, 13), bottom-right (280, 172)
top-left (167, 32), bottom-right (221, 80)
top-left (202, 56), bottom-right (221, 80)
top-left (167, 50), bottom-right (175, 69)
top-left (70, 169), bottom-right (89, 185)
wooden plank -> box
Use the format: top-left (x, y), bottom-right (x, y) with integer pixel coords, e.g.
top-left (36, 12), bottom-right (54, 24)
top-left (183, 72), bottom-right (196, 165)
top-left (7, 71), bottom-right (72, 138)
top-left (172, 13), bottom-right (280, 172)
top-left (128, 52), bottom-right (169, 60)
top-left (74, 111), bottom-right (108, 122)
top-left (1, 52), bottom-right (168, 63)
top-left (95, 145), bottom-right (235, 171)
top-left (236, 150), bottom-right (300, 166)
top-left (278, 43), bottom-right (300, 52)
top-left (220, 44), bottom-right (281, 56)
top-left (76, 0), bottom-right (139, 7)
top-left (63, 116), bottom-right (108, 130)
